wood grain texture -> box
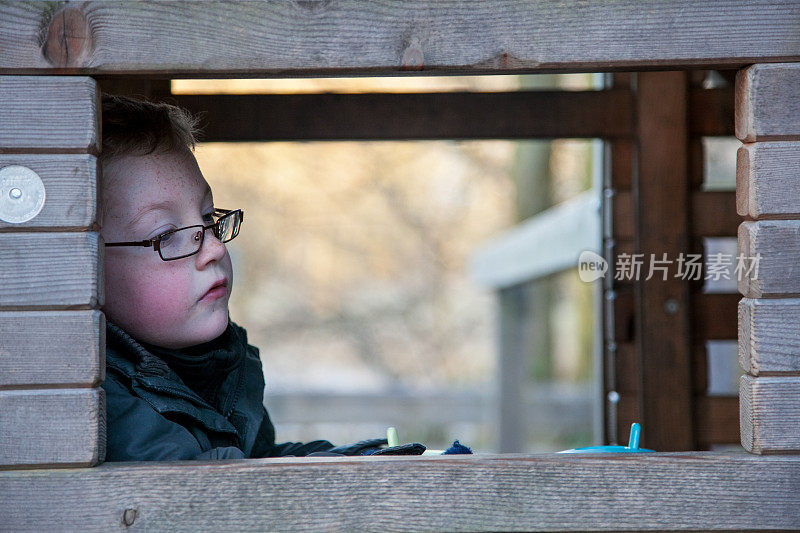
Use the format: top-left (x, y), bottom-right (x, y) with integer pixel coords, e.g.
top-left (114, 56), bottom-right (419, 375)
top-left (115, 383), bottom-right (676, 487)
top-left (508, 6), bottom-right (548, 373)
top-left (0, 387), bottom-right (105, 466)
top-left (736, 141), bottom-right (800, 218)
top-left (739, 298), bottom-right (800, 375)
top-left (738, 220), bottom-right (800, 297)
top-left (1, 453), bottom-right (799, 531)
top-left (3, 2), bottom-right (800, 75)
top-left (740, 374), bottom-right (800, 453)
top-left (0, 310), bottom-right (104, 388)
top-left (0, 155), bottom-right (98, 230)
top-left (635, 71), bottom-right (694, 450)
top-left (736, 64), bottom-right (800, 142)
top-left (0, 232), bottom-right (102, 309)
top-left (0, 77), bottom-right (99, 154)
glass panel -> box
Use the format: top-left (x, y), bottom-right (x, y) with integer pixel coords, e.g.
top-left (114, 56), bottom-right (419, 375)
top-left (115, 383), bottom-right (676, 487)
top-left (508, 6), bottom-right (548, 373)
top-left (702, 137), bottom-right (739, 191)
top-left (706, 340), bottom-right (742, 396)
top-left (702, 237), bottom-right (738, 294)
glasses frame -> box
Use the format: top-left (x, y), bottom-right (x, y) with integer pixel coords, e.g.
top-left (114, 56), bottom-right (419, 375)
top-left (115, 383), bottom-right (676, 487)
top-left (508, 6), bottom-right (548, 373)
top-left (105, 208), bottom-right (243, 261)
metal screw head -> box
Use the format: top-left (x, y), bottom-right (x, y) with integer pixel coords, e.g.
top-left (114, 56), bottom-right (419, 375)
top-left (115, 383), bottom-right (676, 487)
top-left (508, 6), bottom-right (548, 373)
top-left (664, 298), bottom-right (680, 315)
top-left (9, 187), bottom-right (22, 199)
top-left (607, 391), bottom-right (620, 404)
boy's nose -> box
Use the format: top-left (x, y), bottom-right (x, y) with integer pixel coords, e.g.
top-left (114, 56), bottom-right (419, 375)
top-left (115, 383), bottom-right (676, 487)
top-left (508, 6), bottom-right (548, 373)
top-left (196, 228), bottom-right (227, 266)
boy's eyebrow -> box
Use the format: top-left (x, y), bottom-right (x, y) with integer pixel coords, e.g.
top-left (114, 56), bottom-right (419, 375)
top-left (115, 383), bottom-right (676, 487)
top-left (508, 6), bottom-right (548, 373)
top-left (127, 188), bottom-right (214, 229)
top-left (127, 200), bottom-right (176, 229)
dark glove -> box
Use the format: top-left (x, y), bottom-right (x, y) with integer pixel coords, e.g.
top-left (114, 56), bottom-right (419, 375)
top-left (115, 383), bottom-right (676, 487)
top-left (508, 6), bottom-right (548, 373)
top-left (328, 438), bottom-right (426, 456)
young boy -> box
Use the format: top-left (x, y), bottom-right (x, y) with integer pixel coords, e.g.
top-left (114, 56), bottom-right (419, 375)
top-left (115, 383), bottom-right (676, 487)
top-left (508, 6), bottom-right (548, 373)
top-left (100, 94), bottom-right (391, 460)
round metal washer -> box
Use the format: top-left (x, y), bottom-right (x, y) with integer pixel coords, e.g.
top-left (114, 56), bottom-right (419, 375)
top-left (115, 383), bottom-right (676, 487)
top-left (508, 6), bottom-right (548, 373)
top-left (0, 166), bottom-right (46, 224)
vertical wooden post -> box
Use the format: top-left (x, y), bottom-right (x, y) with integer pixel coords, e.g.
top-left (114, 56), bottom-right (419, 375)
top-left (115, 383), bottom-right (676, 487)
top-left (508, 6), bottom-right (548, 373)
top-left (736, 63), bottom-right (800, 454)
top-left (633, 72), bottom-right (695, 450)
top-left (0, 76), bottom-right (104, 467)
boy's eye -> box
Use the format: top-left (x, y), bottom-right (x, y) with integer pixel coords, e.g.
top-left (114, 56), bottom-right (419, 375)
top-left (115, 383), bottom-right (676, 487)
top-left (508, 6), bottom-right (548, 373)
top-left (156, 230), bottom-right (174, 243)
top-left (202, 212), bottom-right (215, 224)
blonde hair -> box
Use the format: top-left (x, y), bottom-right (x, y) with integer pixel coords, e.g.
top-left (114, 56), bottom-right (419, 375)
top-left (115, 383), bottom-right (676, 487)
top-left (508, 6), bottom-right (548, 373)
top-left (99, 94), bottom-right (203, 222)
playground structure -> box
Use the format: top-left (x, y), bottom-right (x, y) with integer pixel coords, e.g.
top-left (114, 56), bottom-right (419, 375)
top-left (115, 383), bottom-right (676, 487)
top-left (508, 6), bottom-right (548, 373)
top-left (1, 2), bottom-right (799, 530)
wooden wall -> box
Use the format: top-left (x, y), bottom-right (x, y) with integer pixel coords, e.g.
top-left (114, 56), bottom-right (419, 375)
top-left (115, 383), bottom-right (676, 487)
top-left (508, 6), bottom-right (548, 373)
top-left (737, 63), bottom-right (800, 453)
top-left (604, 71), bottom-right (740, 450)
top-left (0, 76), bottom-right (105, 467)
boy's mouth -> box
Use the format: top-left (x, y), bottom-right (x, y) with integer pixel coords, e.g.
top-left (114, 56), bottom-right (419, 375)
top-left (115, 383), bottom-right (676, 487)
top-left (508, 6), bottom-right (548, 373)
top-left (200, 278), bottom-right (228, 302)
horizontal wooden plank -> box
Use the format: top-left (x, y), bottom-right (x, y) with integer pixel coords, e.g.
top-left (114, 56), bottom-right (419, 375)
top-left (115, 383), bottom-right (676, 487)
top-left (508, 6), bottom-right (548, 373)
top-left (0, 155), bottom-right (98, 230)
top-left (470, 190), bottom-right (600, 288)
top-left (736, 63), bottom-right (800, 142)
top-left (0, 310), bottom-right (104, 388)
top-left (692, 292), bottom-right (739, 341)
top-left (0, 232), bottom-right (102, 309)
top-left (0, 388), bottom-right (104, 467)
top-left (613, 191), bottom-right (738, 243)
top-left (172, 91), bottom-right (632, 141)
top-left (695, 395), bottom-right (740, 446)
top-left (0, 77), bottom-right (98, 154)
top-left (738, 220), bottom-right (800, 297)
top-left (4, 2), bottom-right (800, 75)
top-left (739, 298), bottom-right (800, 375)
top-left (2, 453), bottom-right (799, 530)
top-left (736, 141), bottom-right (800, 218)
top-left (740, 374), bottom-right (800, 454)
top-left (691, 191), bottom-right (738, 237)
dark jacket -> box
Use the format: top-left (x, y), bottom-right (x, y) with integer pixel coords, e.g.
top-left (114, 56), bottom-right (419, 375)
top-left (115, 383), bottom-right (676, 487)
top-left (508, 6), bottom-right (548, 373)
top-left (102, 320), bottom-right (335, 461)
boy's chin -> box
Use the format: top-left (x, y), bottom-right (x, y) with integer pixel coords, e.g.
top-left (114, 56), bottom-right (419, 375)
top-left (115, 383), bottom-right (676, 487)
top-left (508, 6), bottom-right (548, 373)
top-left (191, 310), bottom-right (230, 344)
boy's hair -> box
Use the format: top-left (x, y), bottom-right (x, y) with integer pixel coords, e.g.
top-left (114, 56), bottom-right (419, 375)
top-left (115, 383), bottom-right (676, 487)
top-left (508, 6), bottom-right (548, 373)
top-left (99, 94), bottom-right (202, 221)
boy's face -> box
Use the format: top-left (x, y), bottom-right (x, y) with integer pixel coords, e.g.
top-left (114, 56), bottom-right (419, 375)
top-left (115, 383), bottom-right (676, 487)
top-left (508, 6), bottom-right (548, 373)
top-left (101, 147), bottom-right (233, 349)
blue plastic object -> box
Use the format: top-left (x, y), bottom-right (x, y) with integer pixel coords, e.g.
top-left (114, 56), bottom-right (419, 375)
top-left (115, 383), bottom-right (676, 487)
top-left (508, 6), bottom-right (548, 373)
top-left (557, 423), bottom-right (655, 453)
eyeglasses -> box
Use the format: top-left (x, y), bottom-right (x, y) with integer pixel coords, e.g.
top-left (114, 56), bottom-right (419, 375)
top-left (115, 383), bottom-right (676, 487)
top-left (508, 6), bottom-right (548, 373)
top-left (105, 208), bottom-right (243, 261)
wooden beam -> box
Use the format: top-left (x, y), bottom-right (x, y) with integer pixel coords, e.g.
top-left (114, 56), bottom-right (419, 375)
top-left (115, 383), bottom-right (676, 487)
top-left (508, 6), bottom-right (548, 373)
top-left (614, 191), bottom-right (738, 241)
top-left (688, 87), bottom-right (735, 137)
top-left (470, 190), bottom-right (600, 289)
top-left (0, 155), bottom-right (98, 230)
top-left (740, 375), bottom-right (800, 453)
top-left (737, 141), bottom-right (800, 218)
top-left (4, 2), bottom-right (800, 75)
top-left (0, 310), bottom-right (104, 389)
top-left (739, 298), bottom-right (800, 375)
top-left (1, 454), bottom-right (799, 530)
top-left (691, 191), bottom-right (738, 237)
top-left (736, 64), bottom-right (800, 142)
top-left (0, 76), bottom-right (99, 154)
top-left (173, 91), bottom-right (632, 141)
top-left (0, 233), bottom-right (103, 309)
top-left (738, 220), bottom-right (800, 297)
top-left (634, 71), bottom-right (694, 450)
top-left (692, 293), bottom-right (739, 341)
top-left (0, 388), bottom-right (105, 467)
top-left (156, 88), bottom-right (727, 142)
top-left (695, 395), bottom-right (740, 446)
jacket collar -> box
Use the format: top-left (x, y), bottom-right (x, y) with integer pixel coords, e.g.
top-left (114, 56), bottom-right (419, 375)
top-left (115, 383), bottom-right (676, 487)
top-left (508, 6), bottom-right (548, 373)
top-left (105, 321), bottom-right (246, 435)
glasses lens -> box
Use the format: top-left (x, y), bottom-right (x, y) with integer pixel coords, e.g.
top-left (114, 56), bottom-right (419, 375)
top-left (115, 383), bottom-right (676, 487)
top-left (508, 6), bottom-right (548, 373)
top-left (215, 210), bottom-right (241, 243)
top-left (160, 227), bottom-right (203, 260)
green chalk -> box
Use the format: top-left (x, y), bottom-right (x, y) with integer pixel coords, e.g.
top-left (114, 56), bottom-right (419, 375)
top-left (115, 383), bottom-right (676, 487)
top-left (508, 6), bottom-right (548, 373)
top-left (387, 426), bottom-right (399, 447)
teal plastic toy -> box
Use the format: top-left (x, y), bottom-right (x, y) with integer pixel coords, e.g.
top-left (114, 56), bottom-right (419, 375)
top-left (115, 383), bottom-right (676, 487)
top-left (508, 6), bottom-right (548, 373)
top-left (557, 422), bottom-right (654, 453)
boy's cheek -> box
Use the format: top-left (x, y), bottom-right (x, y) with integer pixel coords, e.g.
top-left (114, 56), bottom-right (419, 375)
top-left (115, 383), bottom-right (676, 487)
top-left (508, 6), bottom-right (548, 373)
top-left (103, 255), bottom-right (192, 331)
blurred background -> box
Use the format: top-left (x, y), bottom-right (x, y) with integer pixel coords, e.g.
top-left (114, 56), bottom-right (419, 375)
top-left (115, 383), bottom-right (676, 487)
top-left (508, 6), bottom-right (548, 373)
top-left (170, 72), bottom-right (739, 453)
